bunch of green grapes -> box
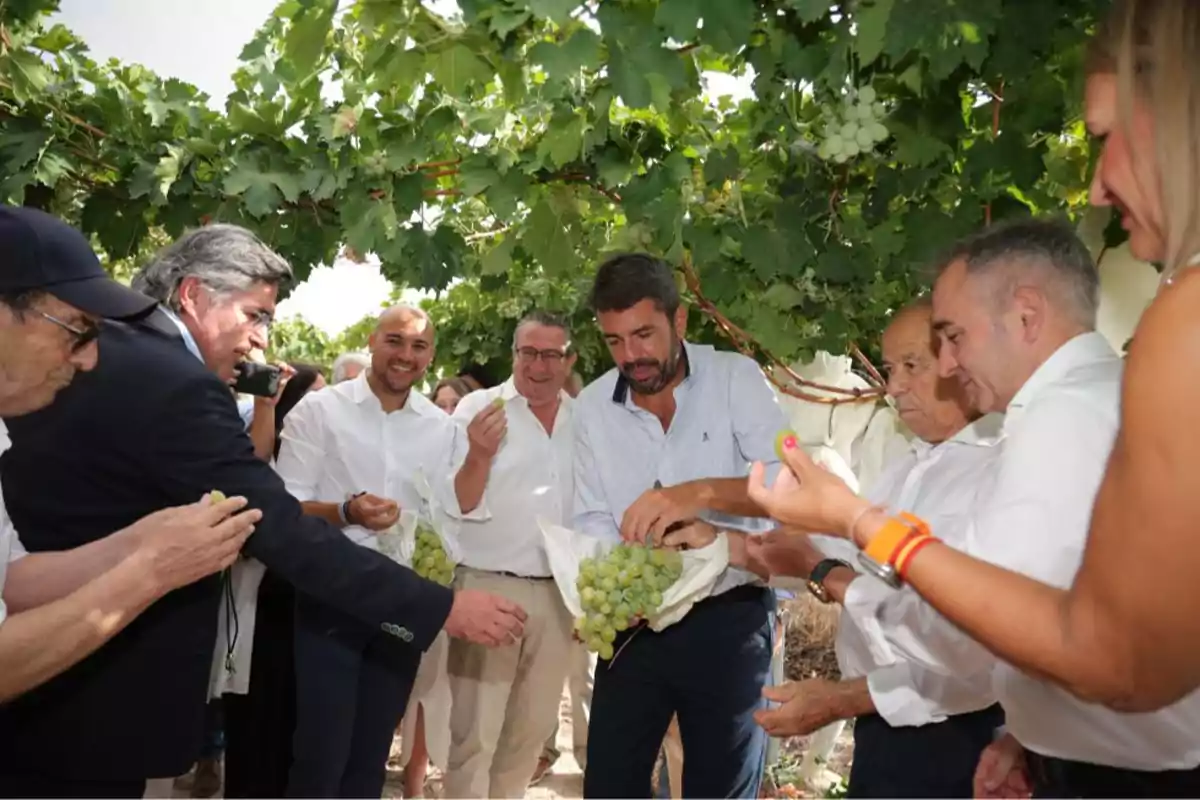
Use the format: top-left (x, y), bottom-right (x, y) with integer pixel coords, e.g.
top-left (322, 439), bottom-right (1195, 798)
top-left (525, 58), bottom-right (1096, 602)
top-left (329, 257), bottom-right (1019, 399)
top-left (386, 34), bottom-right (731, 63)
top-left (816, 86), bottom-right (890, 164)
top-left (412, 524), bottom-right (456, 587)
top-left (573, 544), bottom-right (684, 660)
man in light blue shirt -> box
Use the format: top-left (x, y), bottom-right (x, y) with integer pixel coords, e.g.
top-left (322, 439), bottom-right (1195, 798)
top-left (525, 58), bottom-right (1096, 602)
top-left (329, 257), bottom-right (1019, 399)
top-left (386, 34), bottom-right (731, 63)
top-left (573, 253), bottom-right (787, 799)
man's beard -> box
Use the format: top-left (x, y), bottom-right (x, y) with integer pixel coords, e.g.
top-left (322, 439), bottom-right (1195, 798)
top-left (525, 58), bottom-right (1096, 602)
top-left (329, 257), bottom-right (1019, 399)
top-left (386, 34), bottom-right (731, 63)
top-left (620, 336), bottom-right (684, 396)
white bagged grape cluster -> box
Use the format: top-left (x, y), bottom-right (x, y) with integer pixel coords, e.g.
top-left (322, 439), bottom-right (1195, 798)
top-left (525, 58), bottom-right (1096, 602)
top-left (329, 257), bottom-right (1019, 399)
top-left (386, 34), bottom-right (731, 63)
top-left (574, 544), bottom-right (684, 660)
top-left (816, 86), bottom-right (890, 164)
top-left (413, 524), bottom-right (456, 587)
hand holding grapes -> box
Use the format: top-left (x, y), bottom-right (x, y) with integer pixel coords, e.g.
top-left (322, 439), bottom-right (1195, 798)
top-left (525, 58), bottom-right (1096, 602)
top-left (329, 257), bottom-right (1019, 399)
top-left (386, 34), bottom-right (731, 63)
top-left (748, 436), bottom-right (869, 539)
top-left (620, 485), bottom-right (699, 546)
top-left (466, 401), bottom-right (507, 460)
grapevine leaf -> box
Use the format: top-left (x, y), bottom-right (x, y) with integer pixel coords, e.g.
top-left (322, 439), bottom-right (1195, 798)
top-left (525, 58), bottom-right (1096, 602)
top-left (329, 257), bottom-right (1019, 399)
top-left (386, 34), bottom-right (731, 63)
top-left (482, 236), bottom-right (515, 276)
top-left (855, 0), bottom-right (894, 66)
top-left (762, 283), bottom-right (806, 310)
top-left (223, 155), bottom-right (302, 218)
top-left (458, 156), bottom-right (502, 197)
top-left (703, 147), bottom-right (740, 186)
top-left (284, 0), bottom-right (337, 77)
top-left (529, 0), bottom-right (579, 25)
top-left (787, 0), bottom-right (832, 25)
top-left (525, 197), bottom-right (576, 272)
top-left (432, 44), bottom-right (493, 95)
top-left (489, 6), bottom-right (532, 38)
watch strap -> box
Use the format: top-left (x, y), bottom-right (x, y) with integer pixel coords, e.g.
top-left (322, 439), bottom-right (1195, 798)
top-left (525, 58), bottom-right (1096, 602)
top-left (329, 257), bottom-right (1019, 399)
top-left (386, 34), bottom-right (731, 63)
top-left (809, 558), bottom-right (851, 586)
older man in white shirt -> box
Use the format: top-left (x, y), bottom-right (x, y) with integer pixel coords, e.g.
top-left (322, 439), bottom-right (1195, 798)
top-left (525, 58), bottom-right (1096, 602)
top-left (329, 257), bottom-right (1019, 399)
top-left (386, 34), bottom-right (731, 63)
top-left (442, 310), bottom-right (579, 799)
top-left (749, 217), bottom-right (1200, 797)
top-left (671, 301), bottom-right (1004, 797)
top-left (275, 305), bottom-right (523, 799)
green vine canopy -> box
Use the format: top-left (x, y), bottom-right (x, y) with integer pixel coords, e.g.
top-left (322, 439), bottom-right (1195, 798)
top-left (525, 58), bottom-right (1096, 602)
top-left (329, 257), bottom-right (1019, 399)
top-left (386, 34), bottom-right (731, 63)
top-left (0, 0), bottom-right (1115, 381)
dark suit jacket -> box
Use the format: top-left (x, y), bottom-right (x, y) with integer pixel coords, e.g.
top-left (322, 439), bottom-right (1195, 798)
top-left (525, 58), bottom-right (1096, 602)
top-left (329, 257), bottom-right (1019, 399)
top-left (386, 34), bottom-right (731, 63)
top-left (0, 312), bottom-right (454, 781)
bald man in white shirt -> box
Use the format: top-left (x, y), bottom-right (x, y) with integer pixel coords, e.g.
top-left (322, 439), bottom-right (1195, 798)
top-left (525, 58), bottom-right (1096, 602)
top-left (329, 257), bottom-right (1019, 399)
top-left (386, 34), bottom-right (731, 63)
top-left (444, 310), bottom-right (580, 799)
top-left (276, 305), bottom-right (525, 799)
top-left (668, 302), bottom-right (1004, 797)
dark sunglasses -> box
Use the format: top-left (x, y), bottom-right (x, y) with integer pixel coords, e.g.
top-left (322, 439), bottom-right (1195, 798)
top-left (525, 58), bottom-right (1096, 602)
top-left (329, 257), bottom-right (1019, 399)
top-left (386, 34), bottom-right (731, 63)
top-left (38, 311), bottom-right (101, 353)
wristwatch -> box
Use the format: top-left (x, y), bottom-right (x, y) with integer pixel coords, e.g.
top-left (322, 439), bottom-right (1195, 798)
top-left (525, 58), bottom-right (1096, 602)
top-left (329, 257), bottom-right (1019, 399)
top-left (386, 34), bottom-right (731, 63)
top-left (807, 558), bottom-right (851, 604)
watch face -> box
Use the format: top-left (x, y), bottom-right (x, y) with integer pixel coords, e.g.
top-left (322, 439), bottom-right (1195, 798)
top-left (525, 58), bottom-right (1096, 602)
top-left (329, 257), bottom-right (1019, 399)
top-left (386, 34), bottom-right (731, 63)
top-left (857, 551), bottom-right (902, 589)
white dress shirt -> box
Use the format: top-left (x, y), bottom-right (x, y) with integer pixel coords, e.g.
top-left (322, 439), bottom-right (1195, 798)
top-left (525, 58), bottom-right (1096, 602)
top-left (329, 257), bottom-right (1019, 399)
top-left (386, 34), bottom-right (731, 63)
top-left (276, 372), bottom-right (476, 551)
top-left (0, 420), bottom-right (28, 628)
top-left (573, 342), bottom-right (786, 597)
top-left (814, 414), bottom-right (1003, 727)
top-left (850, 332), bottom-right (1200, 770)
top-left (450, 378), bottom-right (573, 577)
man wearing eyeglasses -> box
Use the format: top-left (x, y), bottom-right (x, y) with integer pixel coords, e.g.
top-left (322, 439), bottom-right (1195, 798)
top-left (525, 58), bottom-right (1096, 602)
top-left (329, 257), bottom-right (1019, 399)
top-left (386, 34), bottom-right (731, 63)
top-left (0, 224), bottom-right (524, 798)
top-left (0, 206), bottom-right (260, 719)
top-left (443, 310), bottom-right (582, 798)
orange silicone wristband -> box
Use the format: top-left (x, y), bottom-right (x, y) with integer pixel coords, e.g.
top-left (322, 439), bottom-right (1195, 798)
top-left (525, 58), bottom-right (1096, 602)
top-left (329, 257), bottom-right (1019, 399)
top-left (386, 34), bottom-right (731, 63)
top-left (863, 516), bottom-right (916, 564)
top-left (897, 536), bottom-right (938, 580)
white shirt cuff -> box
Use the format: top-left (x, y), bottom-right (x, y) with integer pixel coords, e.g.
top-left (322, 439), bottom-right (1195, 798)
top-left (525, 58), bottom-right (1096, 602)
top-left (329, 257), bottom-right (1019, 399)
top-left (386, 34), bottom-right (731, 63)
top-left (867, 665), bottom-right (948, 728)
top-left (8, 532), bottom-right (27, 563)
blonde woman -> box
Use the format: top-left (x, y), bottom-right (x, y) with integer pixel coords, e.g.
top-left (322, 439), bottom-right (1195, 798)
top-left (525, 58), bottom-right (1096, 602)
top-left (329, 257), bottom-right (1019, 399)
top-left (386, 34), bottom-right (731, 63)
top-left (751, 0), bottom-right (1200, 716)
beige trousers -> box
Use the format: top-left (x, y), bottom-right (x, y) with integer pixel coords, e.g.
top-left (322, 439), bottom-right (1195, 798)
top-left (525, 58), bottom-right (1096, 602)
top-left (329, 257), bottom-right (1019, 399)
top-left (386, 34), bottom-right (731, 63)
top-left (541, 641), bottom-right (595, 770)
top-left (445, 569), bottom-right (574, 799)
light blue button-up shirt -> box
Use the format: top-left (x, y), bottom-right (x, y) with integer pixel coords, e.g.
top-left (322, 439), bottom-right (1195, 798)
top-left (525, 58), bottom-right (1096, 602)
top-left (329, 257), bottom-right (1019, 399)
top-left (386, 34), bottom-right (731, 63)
top-left (572, 341), bottom-right (787, 596)
top-left (160, 305), bottom-right (255, 427)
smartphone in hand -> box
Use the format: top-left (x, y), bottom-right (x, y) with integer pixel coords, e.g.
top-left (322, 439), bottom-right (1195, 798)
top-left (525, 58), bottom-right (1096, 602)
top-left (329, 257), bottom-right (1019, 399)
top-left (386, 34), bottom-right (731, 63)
top-left (233, 362), bottom-right (281, 397)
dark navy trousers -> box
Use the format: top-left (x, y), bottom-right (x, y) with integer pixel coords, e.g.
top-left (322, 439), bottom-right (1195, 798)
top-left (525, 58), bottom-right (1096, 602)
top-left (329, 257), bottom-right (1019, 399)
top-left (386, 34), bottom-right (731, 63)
top-left (584, 585), bottom-right (775, 799)
top-left (287, 593), bottom-right (420, 799)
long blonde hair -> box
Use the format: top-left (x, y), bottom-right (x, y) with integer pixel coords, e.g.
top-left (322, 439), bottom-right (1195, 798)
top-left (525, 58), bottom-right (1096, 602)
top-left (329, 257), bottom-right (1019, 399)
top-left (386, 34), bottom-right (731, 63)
top-left (1088, 0), bottom-right (1200, 275)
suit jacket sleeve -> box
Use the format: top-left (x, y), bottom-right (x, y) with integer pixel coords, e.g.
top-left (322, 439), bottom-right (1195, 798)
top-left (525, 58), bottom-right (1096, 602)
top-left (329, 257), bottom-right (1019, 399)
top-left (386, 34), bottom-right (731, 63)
top-left (150, 373), bottom-right (453, 651)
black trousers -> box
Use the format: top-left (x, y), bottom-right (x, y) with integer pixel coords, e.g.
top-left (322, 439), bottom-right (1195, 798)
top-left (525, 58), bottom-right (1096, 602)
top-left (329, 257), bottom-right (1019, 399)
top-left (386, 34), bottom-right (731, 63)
top-left (0, 773), bottom-right (144, 799)
top-left (287, 592), bottom-right (420, 799)
top-left (584, 585), bottom-right (775, 799)
top-left (1026, 751), bottom-right (1200, 798)
top-left (224, 571), bottom-right (297, 799)
top-left (846, 704), bottom-right (1004, 798)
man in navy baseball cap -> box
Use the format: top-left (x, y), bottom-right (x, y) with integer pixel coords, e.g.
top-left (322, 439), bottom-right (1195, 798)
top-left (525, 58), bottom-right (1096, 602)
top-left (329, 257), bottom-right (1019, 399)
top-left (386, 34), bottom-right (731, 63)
top-left (0, 205), bottom-right (156, 416)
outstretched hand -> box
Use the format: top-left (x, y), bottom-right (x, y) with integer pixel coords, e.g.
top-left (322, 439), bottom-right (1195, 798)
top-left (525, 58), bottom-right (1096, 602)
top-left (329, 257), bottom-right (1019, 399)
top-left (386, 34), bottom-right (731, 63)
top-left (747, 434), bottom-right (868, 539)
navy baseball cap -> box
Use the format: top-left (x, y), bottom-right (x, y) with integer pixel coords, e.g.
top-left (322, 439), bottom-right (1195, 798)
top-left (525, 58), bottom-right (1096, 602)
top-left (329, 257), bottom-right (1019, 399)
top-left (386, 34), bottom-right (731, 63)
top-left (0, 205), bottom-right (157, 319)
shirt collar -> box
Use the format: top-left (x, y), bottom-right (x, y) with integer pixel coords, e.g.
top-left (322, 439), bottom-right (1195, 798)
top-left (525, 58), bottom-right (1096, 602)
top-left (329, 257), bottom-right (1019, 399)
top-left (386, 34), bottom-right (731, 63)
top-left (911, 412), bottom-right (1004, 457)
top-left (159, 306), bottom-right (204, 363)
top-left (499, 376), bottom-right (573, 410)
top-left (0, 418), bottom-right (9, 457)
top-left (611, 340), bottom-right (697, 406)
top-left (1007, 332), bottom-right (1117, 419)
top-left (341, 370), bottom-right (442, 418)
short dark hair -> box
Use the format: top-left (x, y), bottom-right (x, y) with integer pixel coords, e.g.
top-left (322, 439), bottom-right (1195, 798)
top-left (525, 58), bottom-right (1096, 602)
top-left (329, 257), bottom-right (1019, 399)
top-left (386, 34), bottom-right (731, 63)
top-left (0, 288), bottom-right (45, 316)
top-left (937, 216), bottom-right (1099, 328)
top-left (589, 253), bottom-right (680, 316)
top-left (513, 309), bottom-right (571, 348)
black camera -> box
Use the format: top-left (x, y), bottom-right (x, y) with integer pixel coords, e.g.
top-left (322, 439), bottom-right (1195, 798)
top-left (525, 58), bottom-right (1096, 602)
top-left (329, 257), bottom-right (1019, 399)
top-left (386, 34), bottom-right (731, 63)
top-left (233, 362), bottom-right (282, 398)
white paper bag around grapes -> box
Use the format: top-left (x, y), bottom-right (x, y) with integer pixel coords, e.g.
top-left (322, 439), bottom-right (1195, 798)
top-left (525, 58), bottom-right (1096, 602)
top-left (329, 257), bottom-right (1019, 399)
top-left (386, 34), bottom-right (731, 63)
top-left (538, 517), bottom-right (730, 632)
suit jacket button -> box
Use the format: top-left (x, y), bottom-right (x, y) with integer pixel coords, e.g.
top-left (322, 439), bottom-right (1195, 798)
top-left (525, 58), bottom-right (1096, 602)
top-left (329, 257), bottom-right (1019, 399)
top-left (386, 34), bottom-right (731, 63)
top-left (398, 626), bottom-right (414, 642)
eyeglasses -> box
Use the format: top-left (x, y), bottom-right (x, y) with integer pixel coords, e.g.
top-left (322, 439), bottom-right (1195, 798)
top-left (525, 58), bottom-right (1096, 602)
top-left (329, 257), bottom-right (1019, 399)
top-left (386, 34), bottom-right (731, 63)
top-left (38, 311), bottom-right (101, 353)
top-left (514, 347), bottom-right (567, 364)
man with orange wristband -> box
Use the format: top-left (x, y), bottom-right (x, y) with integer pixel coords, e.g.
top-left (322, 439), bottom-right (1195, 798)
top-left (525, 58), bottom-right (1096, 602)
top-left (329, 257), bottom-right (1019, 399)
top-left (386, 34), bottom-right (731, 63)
top-left (666, 301), bottom-right (1005, 797)
top-left (749, 218), bottom-right (1200, 797)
